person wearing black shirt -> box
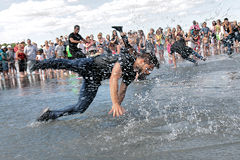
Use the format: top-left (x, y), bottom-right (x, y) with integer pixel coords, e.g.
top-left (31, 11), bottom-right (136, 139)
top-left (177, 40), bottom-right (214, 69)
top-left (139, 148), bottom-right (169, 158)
top-left (170, 37), bottom-right (206, 68)
top-left (222, 18), bottom-right (233, 55)
top-left (68, 25), bottom-right (87, 59)
top-left (32, 49), bottom-right (159, 121)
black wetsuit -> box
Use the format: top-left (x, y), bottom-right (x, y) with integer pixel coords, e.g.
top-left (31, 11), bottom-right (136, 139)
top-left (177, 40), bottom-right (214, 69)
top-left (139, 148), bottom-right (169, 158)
top-left (68, 32), bottom-right (86, 59)
top-left (32, 51), bottom-right (136, 119)
top-left (170, 38), bottom-right (203, 63)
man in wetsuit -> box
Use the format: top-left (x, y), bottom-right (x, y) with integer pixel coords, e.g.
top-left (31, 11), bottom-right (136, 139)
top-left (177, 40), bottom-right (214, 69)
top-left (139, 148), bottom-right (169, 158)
top-left (170, 37), bottom-right (206, 68)
top-left (32, 33), bottom-right (159, 121)
top-left (68, 25), bottom-right (87, 59)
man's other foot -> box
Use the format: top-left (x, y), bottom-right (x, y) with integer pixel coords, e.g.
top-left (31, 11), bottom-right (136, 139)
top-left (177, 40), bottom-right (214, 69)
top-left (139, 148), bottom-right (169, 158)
top-left (37, 107), bottom-right (53, 122)
top-left (202, 57), bottom-right (207, 61)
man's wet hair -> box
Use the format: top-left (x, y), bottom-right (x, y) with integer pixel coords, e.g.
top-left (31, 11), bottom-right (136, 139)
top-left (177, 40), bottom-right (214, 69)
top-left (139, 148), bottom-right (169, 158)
top-left (224, 18), bottom-right (228, 21)
top-left (74, 25), bottom-right (80, 29)
top-left (137, 52), bottom-right (160, 69)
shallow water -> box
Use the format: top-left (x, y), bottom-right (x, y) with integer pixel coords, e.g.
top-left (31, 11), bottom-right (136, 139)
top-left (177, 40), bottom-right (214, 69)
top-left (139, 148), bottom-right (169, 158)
top-left (1, 54), bottom-right (240, 160)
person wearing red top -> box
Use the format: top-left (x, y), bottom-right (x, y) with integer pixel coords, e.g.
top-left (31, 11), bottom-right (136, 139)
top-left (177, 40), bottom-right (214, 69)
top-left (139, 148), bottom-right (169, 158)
top-left (16, 44), bottom-right (27, 77)
top-left (14, 42), bottom-right (19, 53)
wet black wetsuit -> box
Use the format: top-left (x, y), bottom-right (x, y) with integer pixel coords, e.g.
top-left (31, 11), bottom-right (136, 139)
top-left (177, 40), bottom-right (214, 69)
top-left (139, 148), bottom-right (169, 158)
top-left (170, 38), bottom-right (203, 63)
top-left (32, 51), bottom-right (136, 119)
top-left (68, 32), bottom-right (86, 59)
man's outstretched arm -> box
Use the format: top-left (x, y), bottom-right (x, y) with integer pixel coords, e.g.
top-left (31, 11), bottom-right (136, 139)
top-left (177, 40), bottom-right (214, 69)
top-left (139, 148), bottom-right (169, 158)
top-left (118, 81), bottom-right (128, 105)
top-left (108, 62), bottom-right (126, 117)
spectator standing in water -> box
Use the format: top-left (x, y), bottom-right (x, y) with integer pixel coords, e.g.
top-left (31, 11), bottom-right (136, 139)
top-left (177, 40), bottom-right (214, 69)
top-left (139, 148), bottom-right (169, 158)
top-left (16, 44), bottom-right (27, 78)
top-left (55, 40), bottom-right (65, 59)
top-left (146, 28), bottom-right (155, 54)
top-left (222, 18), bottom-right (233, 55)
top-left (24, 39), bottom-right (37, 74)
top-left (7, 45), bottom-right (16, 75)
top-left (0, 46), bottom-right (9, 79)
top-left (68, 25), bottom-right (87, 59)
top-left (155, 28), bottom-right (165, 62)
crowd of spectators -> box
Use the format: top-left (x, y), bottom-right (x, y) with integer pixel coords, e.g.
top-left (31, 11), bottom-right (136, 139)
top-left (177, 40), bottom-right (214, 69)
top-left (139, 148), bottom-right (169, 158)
top-left (0, 18), bottom-right (239, 80)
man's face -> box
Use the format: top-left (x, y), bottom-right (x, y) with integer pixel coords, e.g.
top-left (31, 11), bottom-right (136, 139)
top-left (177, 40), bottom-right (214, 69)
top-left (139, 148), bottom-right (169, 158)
top-left (27, 39), bottom-right (31, 45)
top-left (137, 60), bottom-right (154, 76)
top-left (224, 19), bottom-right (228, 24)
top-left (98, 35), bottom-right (102, 39)
top-left (74, 27), bottom-right (80, 33)
top-left (142, 64), bottom-right (154, 75)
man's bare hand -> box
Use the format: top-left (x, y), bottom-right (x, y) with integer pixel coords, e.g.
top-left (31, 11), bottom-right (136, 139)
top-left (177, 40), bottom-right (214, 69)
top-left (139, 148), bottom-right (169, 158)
top-left (108, 104), bottom-right (126, 117)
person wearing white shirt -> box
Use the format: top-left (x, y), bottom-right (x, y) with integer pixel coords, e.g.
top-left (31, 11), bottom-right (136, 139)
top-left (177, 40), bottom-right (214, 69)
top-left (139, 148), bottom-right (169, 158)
top-left (24, 39), bottom-right (37, 74)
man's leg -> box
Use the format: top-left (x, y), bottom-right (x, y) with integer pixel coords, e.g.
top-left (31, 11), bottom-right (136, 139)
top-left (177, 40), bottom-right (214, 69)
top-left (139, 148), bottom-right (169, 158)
top-left (70, 48), bottom-right (86, 59)
top-left (185, 57), bottom-right (197, 63)
top-left (191, 50), bottom-right (204, 60)
top-left (31, 58), bottom-right (93, 74)
top-left (27, 60), bottom-right (35, 74)
top-left (37, 79), bottom-right (100, 121)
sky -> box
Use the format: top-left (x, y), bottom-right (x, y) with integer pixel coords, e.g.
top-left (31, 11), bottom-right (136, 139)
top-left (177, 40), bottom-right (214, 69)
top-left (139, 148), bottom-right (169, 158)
top-left (0, 0), bottom-right (239, 45)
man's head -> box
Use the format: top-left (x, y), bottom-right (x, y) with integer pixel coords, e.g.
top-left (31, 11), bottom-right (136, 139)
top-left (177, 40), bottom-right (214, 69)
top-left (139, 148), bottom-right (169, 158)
top-left (224, 18), bottom-right (229, 24)
top-left (193, 20), bottom-right (197, 25)
top-left (202, 22), bottom-right (207, 27)
top-left (97, 32), bottom-right (102, 39)
top-left (150, 28), bottom-right (154, 34)
top-left (56, 37), bottom-right (59, 43)
top-left (58, 39), bottom-right (63, 45)
top-left (27, 39), bottom-right (31, 45)
top-left (74, 25), bottom-right (80, 34)
top-left (135, 53), bottom-right (159, 76)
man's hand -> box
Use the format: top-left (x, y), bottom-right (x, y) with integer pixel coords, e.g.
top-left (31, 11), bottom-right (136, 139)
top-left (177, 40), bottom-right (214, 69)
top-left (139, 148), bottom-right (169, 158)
top-left (108, 104), bottom-right (126, 117)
